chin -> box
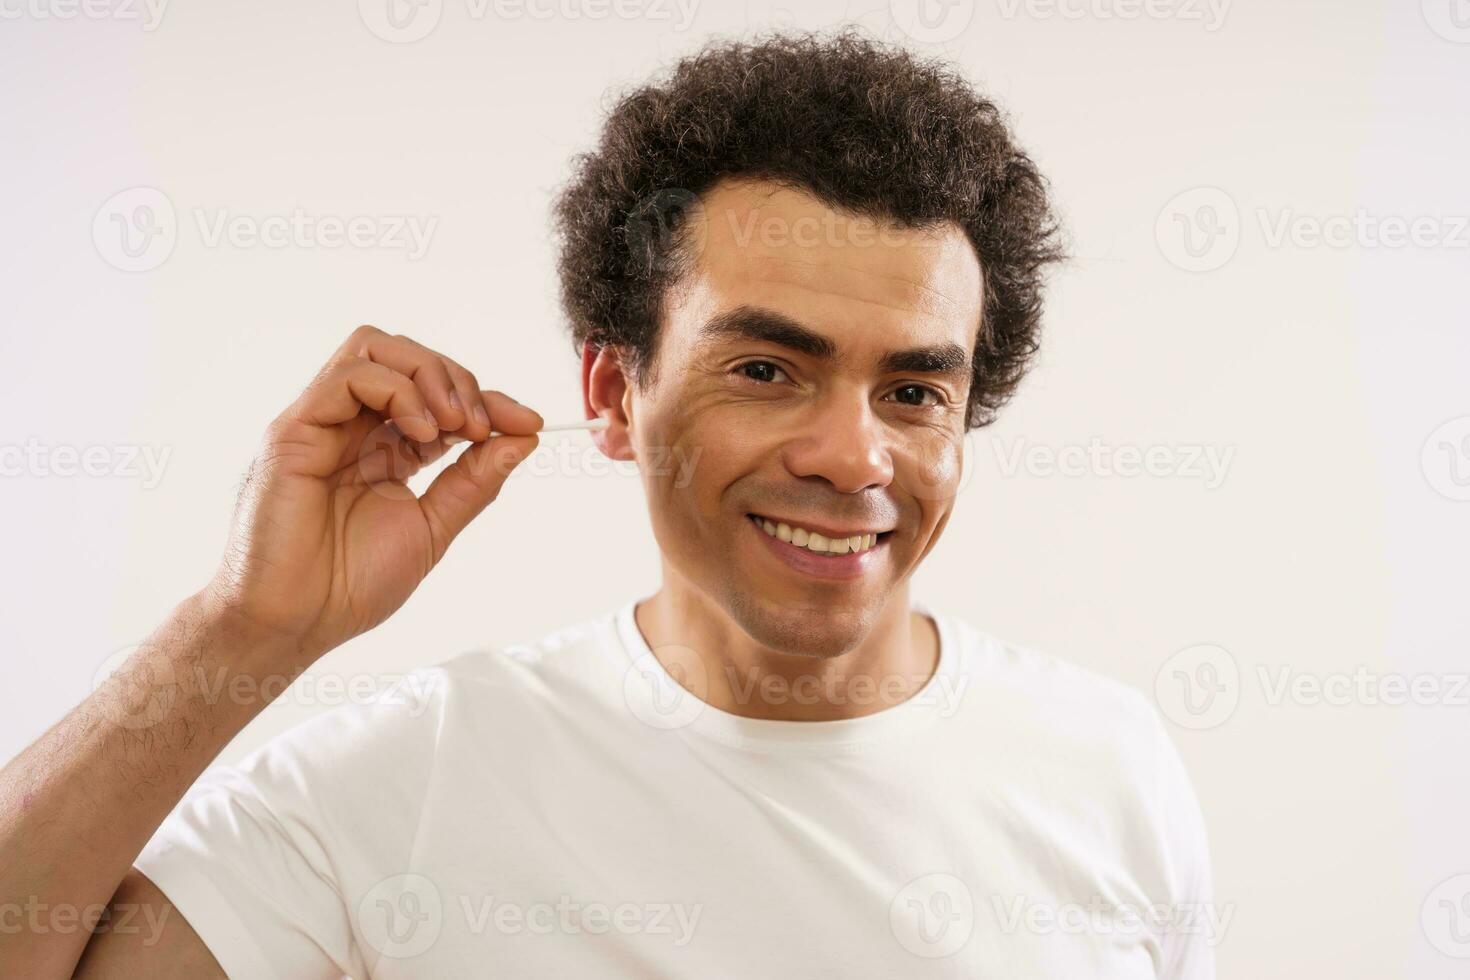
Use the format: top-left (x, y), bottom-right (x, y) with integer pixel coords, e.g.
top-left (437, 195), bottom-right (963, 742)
top-left (727, 590), bottom-right (875, 660)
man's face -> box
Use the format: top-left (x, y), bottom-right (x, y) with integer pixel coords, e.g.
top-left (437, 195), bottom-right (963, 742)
top-left (626, 177), bottom-right (983, 659)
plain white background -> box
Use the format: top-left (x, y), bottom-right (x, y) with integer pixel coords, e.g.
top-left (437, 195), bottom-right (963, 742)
top-left (2, 1), bottom-right (1467, 975)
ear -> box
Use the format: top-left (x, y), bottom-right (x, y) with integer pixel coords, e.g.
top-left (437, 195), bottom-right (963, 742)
top-left (581, 342), bottom-right (636, 462)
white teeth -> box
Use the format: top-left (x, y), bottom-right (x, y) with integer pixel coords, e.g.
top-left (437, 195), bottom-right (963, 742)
top-left (752, 516), bottom-right (882, 555)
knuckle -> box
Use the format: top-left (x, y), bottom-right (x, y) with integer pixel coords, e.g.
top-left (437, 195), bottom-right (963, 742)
top-left (321, 356), bottom-right (358, 382)
top-left (257, 422), bottom-right (306, 474)
top-left (396, 377), bottom-right (424, 402)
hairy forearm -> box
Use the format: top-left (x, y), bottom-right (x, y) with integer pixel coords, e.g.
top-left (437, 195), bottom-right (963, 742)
top-left (0, 590), bottom-right (305, 977)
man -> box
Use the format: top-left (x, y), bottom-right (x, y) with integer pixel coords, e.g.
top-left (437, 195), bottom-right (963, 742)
top-left (1, 29), bottom-right (1214, 978)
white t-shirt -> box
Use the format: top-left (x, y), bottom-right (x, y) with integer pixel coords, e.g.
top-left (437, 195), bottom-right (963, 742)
top-left (135, 597), bottom-right (1217, 979)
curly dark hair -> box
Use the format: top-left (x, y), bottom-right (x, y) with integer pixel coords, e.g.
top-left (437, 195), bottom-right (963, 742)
top-left (552, 28), bottom-right (1064, 430)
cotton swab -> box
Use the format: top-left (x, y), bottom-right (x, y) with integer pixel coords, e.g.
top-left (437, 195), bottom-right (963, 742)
top-left (491, 417), bottom-right (610, 436)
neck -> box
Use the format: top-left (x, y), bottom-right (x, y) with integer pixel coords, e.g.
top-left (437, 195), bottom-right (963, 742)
top-left (634, 569), bottom-right (939, 722)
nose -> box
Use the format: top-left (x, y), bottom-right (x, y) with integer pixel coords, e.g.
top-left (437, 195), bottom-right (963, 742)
top-left (780, 387), bottom-right (894, 494)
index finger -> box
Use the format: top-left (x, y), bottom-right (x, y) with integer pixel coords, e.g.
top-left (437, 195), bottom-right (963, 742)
top-left (479, 390), bottom-right (543, 436)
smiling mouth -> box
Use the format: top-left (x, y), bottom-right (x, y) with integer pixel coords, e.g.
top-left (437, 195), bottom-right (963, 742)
top-left (747, 513), bottom-right (892, 556)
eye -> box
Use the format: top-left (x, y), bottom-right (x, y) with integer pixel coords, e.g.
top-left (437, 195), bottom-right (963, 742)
top-left (886, 383), bottom-right (943, 407)
top-left (735, 360), bottom-right (790, 384)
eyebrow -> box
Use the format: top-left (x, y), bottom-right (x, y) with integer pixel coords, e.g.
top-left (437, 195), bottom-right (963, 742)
top-left (699, 305), bottom-right (971, 384)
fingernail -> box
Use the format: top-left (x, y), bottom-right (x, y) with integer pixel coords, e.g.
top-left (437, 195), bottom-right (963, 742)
top-left (425, 407), bottom-right (439, 428)
top-left (474, 403), bottom-right (490, 426)
top-left (449, 390), bottom-right (463, 412)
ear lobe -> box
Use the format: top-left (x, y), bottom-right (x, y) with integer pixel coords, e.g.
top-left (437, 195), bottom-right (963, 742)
top-left (581, 341), bottom-right (636, 462)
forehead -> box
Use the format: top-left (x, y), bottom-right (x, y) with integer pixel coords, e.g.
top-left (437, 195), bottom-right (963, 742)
top-left (670, 178), bottom-right (984, 353)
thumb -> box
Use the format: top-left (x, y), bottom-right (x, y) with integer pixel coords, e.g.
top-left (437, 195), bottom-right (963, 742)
top-left (419, 432), bottom-right (539, 561)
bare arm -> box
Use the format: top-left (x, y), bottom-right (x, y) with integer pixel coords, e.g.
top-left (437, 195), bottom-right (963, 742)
top-left (0, 593), bottom-right (297, 977)
top-left (72, 871), bottom-right (228, 979)
top-left (0, 326), bottom-right (543, 977)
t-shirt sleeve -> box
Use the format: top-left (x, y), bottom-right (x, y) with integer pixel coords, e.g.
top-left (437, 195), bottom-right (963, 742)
top-left (1147, 709), bottom-right (1219, 980)
top-left (133, 667), bottom-right (447, 980)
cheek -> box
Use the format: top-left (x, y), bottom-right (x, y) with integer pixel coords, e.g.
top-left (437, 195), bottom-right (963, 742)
top-left (632, 405), bottom-right (735, 524)
top-left (894, 434), bottom-right (967, 508)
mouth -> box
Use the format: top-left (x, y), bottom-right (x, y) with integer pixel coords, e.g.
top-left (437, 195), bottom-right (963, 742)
top-left (746, 512), bottom-right (893, 557)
